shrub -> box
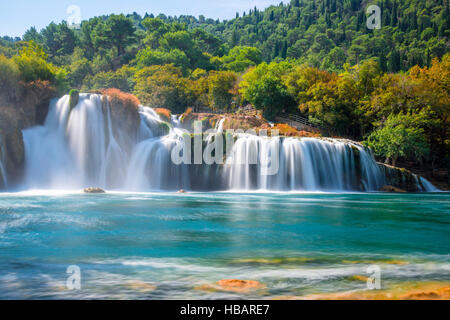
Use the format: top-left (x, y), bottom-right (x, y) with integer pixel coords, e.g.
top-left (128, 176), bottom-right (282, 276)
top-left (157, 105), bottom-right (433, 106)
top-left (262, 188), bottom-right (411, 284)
top-left (365, 113), bottom-right (430, 166)
top-left (180, 107), bottom-right (193, 123)
top-left (12, 41), bottom-right (68, 93)
top-left (154, 108), bottom-right (172, 122)
top-left (272, 123), bottom-right (322, 138)
top-left (82, 65), bottom-right (135, 92)
top-left (134, 64), bottom-right (191, 113)
top-left (102, 88), bottom-right (140, 110)
top-left (0, 54), bottom-right (19, 99)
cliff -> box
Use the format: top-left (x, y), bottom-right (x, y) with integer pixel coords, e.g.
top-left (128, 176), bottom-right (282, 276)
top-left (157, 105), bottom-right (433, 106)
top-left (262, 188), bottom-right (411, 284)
top-left (0, 81), bottom-right (57, 187)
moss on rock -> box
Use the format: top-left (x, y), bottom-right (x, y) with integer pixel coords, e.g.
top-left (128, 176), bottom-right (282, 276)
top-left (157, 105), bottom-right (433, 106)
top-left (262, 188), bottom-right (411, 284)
top-left (378, 163), bottom-right (424, 192)
top-left (69, 89), bottom-right (79, 111)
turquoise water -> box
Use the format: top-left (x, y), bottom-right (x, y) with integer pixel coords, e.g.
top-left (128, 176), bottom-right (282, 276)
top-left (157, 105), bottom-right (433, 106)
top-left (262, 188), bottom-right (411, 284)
top-left (0, 191), bottom-right (449, 299)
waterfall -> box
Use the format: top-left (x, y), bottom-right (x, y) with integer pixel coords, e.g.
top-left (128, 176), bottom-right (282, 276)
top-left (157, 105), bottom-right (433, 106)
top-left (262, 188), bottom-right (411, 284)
top-left (171, 114), bottom-right (181, 128)
top-left (0, 145), bottom-right (7, 189)
top-left (224, 136), bottom-right (385, 191)
top-left (419, 177), bottom-right (438, 192)
top-left (22, 94), bottom-right (127, 189)
top-left (18, 94), bottom-right (437, 192)
top-left (215, 118), bottom-right (226, 133)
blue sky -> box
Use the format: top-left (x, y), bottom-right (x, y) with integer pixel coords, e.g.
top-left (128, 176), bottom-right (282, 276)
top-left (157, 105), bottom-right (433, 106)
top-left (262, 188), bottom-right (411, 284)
top-left (0, 0), bottom-right (280, 37)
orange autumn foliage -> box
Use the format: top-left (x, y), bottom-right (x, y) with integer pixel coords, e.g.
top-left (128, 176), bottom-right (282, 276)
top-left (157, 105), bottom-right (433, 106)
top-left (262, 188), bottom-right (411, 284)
top-left (102, 88), bottom-right (140, 111)
top-left (154, 108), bottom-right (172, 122)
top-left (272, 123), bottom-right (321, 137)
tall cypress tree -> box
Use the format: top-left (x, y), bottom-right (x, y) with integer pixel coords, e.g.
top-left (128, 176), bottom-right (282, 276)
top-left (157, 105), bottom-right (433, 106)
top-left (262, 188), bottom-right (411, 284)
top-left (391, 1), bottom-right (398, 26)
top-left (281, 40), bottom-right (287, 59)
top-left (379, 53), bottom-right (388, 72)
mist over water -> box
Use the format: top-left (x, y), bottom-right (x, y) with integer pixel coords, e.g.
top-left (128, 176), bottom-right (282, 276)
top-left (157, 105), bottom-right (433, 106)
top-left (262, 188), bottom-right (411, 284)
top-left (18, 94), bottom-right (435, 192)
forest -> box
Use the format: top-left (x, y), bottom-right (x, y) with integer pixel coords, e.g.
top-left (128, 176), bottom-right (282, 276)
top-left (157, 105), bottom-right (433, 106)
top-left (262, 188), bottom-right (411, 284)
top-left (0, 0), bottom-right (448, 169)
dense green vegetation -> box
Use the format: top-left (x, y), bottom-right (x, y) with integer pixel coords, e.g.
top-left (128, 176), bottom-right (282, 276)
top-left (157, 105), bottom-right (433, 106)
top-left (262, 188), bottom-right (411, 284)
top-left (202, 0), bottom-right (450, 71)
top-left (0, 0), bottom-right (448, 168)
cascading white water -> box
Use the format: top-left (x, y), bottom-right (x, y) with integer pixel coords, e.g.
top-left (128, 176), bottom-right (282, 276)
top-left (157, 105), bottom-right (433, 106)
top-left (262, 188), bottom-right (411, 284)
top-left (0, 135), bottom-right (7, 188)
top-left (170, 114), bottom-right (181, 128)
top-left (23, 94), bottom-right (127, 189)
top-left (19, 94), bottom-right (437, 192)
top-left (124, 107), bottom-right (190, 191)
top-left (224, 136), bottom-right (385, 191)
top-left (419, 177), bottom-right (438, 192)
top-left (215, 118), bottom-right (226, 133)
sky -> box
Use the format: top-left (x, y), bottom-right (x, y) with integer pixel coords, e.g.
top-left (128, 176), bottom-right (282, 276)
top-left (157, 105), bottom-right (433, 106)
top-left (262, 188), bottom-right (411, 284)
top-left (0, 0), bottom-right (280, 38)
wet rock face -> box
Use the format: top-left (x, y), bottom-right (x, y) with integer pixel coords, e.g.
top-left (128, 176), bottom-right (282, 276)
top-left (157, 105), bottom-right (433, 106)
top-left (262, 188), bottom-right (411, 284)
top-left (0, 111), bottom-right (25, 188)
top-left (101, 91), bottom-right (141, 153)
top-left (0, 81), bottom-right (57, 188)
top-left (69, 89), bottom-right (79, 111)
top-left (0, 81), bottom-right (57, 128)
top-left (378, 163), bottom-right (424, 192)
top-left (0, 129), bottom-right (25, 188)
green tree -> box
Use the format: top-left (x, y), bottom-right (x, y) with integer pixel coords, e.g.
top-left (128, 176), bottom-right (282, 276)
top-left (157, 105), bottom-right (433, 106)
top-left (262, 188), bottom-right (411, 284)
top-left (13, 41), bottom-right (67, 92)
top-left (135, 48), bottom-right (189, 70)
top-left (83, 65), bottom-right (135, 92)
top-left (207, 71), bottom-right (237, 110)
top-left (0, 54), bottom-right (20, 99)
top-left (240, 62), bottom-right (296, 120)
top-left (220, 46), bottom-right (262, 72)
top-left (366, 113), bottom-right (430, 166)
top-left (106, 14), bottom-right (136, 56)
top-left (134, 64), bottom-right (192, 113)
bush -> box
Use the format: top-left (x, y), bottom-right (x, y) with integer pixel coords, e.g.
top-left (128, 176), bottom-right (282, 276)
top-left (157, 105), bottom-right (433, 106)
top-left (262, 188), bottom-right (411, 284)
top-left (134, 64), bottom-right (192, 113)
top-left (136, 48), bottom-right (189, 70)
top-left (154, 108), bottom-right (172, 122)
top-left (12, 41), bottom-right (68, 93)
top-left (82, 65), bottom-right (135, 92)
top-left (102, 88), bottom-right (140, 110)
top-left (0, 54), bottom-right (19, 99)
top-left (271, 123), bottom-right (321, 137)
top-left (180, 107), bottom-right (193, 123)
top-left (366, 113), bottom-right (430, 166)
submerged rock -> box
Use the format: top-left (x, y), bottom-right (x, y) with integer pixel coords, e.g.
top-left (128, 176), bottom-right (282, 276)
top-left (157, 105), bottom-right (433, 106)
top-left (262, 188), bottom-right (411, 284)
top-left (125, 281), bottom-right (157, 293)
top-left (380, 185), bottom-right (407, 193)
top-left (84, 187), bottom-right (106, 194)
top-left (216, 279), bottom-right (265, 292)
top-left (277, 282), bottom-right (450, 300)
top-left (347, 275), bottom-right (369, 282)
top-left (195, 279), bottom-right (266, 294)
